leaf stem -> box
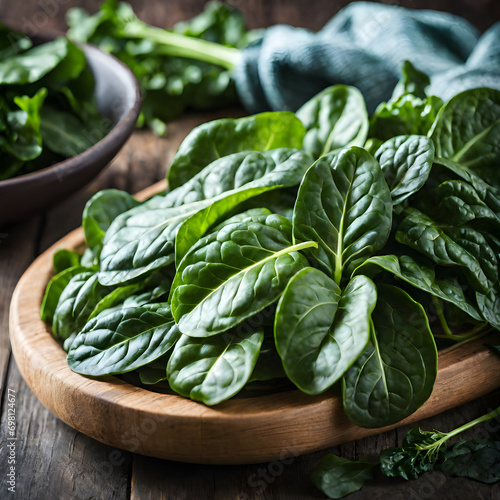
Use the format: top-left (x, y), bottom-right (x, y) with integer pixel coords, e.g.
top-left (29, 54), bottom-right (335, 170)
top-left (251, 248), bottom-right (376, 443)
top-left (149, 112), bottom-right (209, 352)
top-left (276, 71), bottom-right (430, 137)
top-left (434, 324), bottom-right (491, 344)
top-left (123, 23), bottom-right (242, 70)
top-left (431, 295), bottom-right (453, 337)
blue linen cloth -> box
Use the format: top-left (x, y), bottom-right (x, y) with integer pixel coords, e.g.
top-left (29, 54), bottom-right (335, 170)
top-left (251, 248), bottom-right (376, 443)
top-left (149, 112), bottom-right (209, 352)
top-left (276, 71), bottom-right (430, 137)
top-left (232, 2), bottom-right (500, 114)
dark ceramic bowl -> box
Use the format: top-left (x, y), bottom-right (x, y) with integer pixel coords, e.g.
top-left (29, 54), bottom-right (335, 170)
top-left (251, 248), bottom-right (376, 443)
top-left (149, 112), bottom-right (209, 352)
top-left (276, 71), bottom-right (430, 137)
top-left (0, 43), bottom-right (141, 226)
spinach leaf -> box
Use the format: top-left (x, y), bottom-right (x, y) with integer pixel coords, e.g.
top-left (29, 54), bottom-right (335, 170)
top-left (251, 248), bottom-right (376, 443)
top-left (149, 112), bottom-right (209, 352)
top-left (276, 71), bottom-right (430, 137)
top-left (390, 60), bottom-right (430, 101)
top-left (53, 249), bottom-right (81, 274)
top-left (396, 207), bottom-right (498, 294)
top-left (67, 303), bottom-right (180, 376)
top-left (343, 284), bottom-right (437, 428)
top-left (296, 85), bottom-right (368, 159)
top-left (170, 212), bottom-right (314, 337)
top-left (52, 272), bottom-right (114, 341)
top-left (275, 269), bottom-right (376, 394)
top-left (476, 282), bottom-right (500, 330)
top-left (40, 265), bottom-right (89, 323)
top-left (293, 147), bottom-right (392, 284)
top-left (0, 23), bottom-right (32, 59)
top-left (437, 433), bottom-right (500, 484)
top-left (166, 327), bottom-right (264, 405)
top-left (429, 88), bottom-right (500, 185)
top-left (357, 254), bottom-right (483, 321)
top-left (374, 135), bottom-right (434, 205)
top-left (311, 455), bottom-right (377, 499)
top-left (138, 353), bottom-right (169, 385)
top-left (82, 189), bottom-right (140, 252)
top-left (99, 149), bottom-right (312, 286)
top-left (167, 112), bottom-right (305, 189)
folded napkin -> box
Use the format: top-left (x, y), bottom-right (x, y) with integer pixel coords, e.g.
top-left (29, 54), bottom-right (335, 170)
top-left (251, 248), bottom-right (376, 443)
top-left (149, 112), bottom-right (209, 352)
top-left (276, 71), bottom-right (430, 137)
top-left (233, 1), bottom-right (500, 113)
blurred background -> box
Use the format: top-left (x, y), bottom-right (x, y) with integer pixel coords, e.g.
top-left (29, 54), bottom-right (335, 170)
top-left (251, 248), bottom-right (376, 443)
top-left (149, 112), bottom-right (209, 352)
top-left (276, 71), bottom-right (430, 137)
top-left (1, 0), bottom-right (498, 34)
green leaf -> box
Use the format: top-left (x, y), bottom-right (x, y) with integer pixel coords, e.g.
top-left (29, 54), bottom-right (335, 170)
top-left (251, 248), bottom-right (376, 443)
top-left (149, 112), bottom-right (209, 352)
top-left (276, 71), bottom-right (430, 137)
top-left (343, 284), bottom-right (437, 428)
top-left (0, 37), bottom-right (68, 84)
top-left (83, 189), bottom-right (140, 251)
top-left (437, 433), bottom-right (500, 484)
top-left (52, 272), bottom-right (113, 341)
top-left (138, 353), bottom-right (169, 385)
top-left (170, 212), bottom-right (313, 337)
top-left (311, 454), bottom-right (377, 499)
top-left (374, 135), bottom-right (434, 205)
top-left (167, 112), bottom-right (305, 189)
top-left (293, 147), bottom-right (392, 284)
top-left (275, 269), bottom-right (376, 394)
top-left (477, 282), bottom-right (500, 330)
top-left (67, 304), bottom-right (180, 376)
top-left (99, 149), bottom-right (312, 286)
top-left (53, 249), bottom-right (81, 274)
top-left (396, 207), bottom-right (498, 294)
top-left (357, 254), bottom-right (483, 321)
top-left (166, 327), bottom-right (264, 405)
top-left (391, 60), bottom-right (430, 101)
top-left (40, 265), bottom-right (89, 323)
top-left (296, 85), bottom-right (368, 159)
top-left (429, 88), bottom-right (500, 184)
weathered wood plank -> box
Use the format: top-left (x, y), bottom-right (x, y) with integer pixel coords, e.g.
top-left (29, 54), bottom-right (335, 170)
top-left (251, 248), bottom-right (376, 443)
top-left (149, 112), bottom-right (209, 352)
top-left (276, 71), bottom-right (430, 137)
top-left (0, 359), bottom-right (133, 500)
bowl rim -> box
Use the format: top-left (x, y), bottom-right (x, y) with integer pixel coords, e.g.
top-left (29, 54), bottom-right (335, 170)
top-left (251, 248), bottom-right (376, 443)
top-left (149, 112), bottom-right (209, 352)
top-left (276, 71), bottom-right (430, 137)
top-left (0, 39), bottom-right (142, 187)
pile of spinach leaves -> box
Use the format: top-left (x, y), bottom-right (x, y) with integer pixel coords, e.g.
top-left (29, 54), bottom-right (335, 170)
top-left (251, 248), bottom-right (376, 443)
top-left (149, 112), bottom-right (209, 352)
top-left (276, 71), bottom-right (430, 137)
top-left (67, 0), bottom-right (259, 135)
top-left (0, 24), bottom-right (108, 180)
top-left (41, 63), bottom-right (500, 432)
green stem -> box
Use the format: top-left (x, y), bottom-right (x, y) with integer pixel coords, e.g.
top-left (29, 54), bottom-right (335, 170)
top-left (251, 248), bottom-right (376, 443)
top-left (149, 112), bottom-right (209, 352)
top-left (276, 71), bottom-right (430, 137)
top-left (431, 295), bottom-right (453, 337)
top-left (434, 324), bottom-right (491, 344)
top-left (123, 23), bottom-right (242, 70)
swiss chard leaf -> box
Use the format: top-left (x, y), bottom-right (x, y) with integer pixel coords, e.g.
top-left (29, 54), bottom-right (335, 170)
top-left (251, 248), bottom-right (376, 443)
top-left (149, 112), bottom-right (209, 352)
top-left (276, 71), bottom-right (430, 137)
top-left (343, 284), bottom-right (438, 428)
top-left (166, 327), bottom-right (264, 405)
top-left (374, 135), bottom-right (434, 205)
top-left (311, 454), bottom-right (377, 499)
top-left (296, 85), bottom-right (368, 159)
top-left (167, 112), bottom-right (305, 189)
top-left (67, 304), bottom-right (181, 376)
top-left (275, 269), bottom-right (376, 394)
top-left (170, 212), bottom-right (313, 337)
top-left (293, 147), bottom-right (392, 284)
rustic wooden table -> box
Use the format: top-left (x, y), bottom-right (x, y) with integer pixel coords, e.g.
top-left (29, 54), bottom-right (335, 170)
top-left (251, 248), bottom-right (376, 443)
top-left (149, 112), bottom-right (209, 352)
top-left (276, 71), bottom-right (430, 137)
top-left (1, 1), bottom-right (500, 498)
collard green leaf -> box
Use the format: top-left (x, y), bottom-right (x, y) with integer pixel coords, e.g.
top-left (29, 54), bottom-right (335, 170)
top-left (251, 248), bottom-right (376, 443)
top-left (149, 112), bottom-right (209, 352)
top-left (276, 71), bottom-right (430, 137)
top-left (429, 88), bottom-right (500, 183)
top-left (396, 207), bottom-right (498, 294)
top-left (67, 304), bottom-right (180, 376)
top-left (40, 265), bottom-right (89, 323)
top-left (170, 213), bottom-right (312, 337)
top-left (83, 189), bottom-right (140, 251)
top-left (374, 135), bottom-right (434, 205)
top-left (275, 269), bottom-right (376, 394)
top-left (167, 111), bottom-right (305, 189)
top-left (52, 272), bottom-right (113, 341)
top-left (293, 147), bottom-right (392, 284)
top-left (99, 149), bottom-right (311, 286)
top-left (357, 254), bottom-right (483, 321)
top-left (296, 85), bottom-right (368, 159)
top-left (437, 433), bottom-right (500, 484)
top-left (343, 285), bottom-right (438, 428)
top-left (311, 455), bottom-right (377, 499)
top-left (166, 327), bottom-right (264, 405)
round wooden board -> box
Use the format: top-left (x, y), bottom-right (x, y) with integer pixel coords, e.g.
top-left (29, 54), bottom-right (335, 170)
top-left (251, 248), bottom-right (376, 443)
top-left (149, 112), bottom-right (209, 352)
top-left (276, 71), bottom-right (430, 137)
top-left (9, 181), bottom-right (500, 465)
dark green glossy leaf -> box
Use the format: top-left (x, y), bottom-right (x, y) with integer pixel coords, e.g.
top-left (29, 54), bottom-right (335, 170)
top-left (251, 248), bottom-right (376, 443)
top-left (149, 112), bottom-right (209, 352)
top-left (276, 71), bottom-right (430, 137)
top-left (138, 353), bottom-right (169, 385)
top-left (396, 207), bottom-right (498, 294)
top-left (311, 454), bottom-right (377, 499)
top-left (275, 269), bottom-right (376, 394)
top-left (357, 254), bottom-right (483, 321)
top-left (166, 327), bottom-right (264, 405)
top-left (374, 135), bottom-right (434, 205)
top-left (67, 304), bottom-right (180, 376)
top-left (40, 265), bottom-right (89, 323)
top-left (83, 189), bottom-right (140, 251)
top-left (167, 112), bottom-right (305, 189)
top-left (53, 249), bottom-right (81, 274)
top-left (170, 212), bottom-right (312, 337)
top-left (430, 88), bottom-right (500, 183)
top-left (477, 282), bottom-right (500, 330)
top-left (343, 285), bottom-right (438, 428)
top-left (296, 85), bottom-right (368, 159)
top-left (293, 147), bottom-right (392, 283)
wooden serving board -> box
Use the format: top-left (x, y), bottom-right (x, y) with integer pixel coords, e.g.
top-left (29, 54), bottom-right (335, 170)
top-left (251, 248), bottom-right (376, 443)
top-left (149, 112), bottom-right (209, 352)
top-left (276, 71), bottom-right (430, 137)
top-left (9, 181), bottom-right (500, 465)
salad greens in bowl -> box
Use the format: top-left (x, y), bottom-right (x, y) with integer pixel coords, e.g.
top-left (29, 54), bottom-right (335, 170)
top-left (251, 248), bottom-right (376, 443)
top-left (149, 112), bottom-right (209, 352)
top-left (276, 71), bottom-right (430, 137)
top-left (0, 24), bottom-right (141, 225)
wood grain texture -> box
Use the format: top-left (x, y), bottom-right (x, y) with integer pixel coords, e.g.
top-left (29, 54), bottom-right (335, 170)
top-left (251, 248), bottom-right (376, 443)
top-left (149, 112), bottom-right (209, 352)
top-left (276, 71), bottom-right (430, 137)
top-left (9, 181), bottom-right (500, 465)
